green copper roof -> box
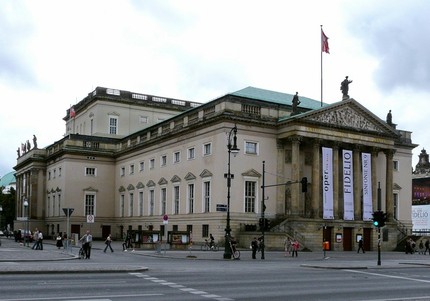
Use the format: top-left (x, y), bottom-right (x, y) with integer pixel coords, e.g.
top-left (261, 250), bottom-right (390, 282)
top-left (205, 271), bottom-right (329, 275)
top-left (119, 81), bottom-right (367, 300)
top-left (0, 171), bottom-right (15, 187)
top-left (230, 86), bottom-right (327, 110)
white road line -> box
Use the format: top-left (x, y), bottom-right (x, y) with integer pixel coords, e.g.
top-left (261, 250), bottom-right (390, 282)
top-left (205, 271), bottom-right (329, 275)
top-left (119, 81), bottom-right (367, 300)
top-left (130, 272), bottom-right (234, 300)
top-left (345, 269), bottom-right (430, 284)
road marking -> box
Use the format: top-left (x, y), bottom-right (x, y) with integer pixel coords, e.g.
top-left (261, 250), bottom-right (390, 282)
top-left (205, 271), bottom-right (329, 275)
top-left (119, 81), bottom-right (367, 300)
top-left (129, 272), bottom-right (234, 300)
top-left (345, 269), bottom-right (430, 284)
top-left (0, 293), bottom-right (163, 301)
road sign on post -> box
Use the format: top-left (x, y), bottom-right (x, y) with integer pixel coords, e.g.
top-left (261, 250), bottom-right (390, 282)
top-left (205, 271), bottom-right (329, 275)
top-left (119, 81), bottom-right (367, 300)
top-left (163, 214), bottom-right (169, 224)
top-left (62, 208), bottom-right (74, 252)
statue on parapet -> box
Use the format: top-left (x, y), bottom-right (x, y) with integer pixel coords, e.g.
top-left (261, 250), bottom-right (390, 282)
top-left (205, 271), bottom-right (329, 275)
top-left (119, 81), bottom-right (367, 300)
top-left (26, 140), bottom-right (31, 151)
top-left (17, 147), bottom-right (20, 157)
top-left (340, 76), bottom-right (353, 100)
top-left (291, 92), bottom-right (301, 116)
top-left (33, 134), bottom-right (38, 149)
top-left (386, 110), bottom-right (392, 125)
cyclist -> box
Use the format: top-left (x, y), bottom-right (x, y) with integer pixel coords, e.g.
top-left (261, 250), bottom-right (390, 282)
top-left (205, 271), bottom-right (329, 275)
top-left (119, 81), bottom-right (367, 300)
top-left (209, 233), bottom-right (215, 249)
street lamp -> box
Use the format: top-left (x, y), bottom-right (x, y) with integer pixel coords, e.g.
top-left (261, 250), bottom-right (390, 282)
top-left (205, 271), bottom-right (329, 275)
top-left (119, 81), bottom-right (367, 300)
top-left (0, 205), bottom-right (3, 233)
top-left (23, 200), bottom-right (29, 247)
top-left (223, 125), bottom-right (240, 259)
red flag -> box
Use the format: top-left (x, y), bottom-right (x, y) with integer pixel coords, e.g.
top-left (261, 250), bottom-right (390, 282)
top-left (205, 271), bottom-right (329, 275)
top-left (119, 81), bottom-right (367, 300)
top-left (321, 29), bottom-right (329, 54)
top-left (70, 106), bottom-right (76, 118)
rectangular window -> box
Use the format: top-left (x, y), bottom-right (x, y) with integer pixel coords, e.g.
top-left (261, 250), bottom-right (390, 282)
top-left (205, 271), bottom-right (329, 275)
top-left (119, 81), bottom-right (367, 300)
top-left (245, 181), bottom-right (256, 213)
top-left (161, 155), bottom-right (167, 167)
top-left (139, 191), bottom-right (144, 216)
top-left (149, 189), bottom-right (155, 216)
top-left (86, 167), bottom-right (96, 176)
top-left (139, 161), bottom-right (144, 172)
top-left (52, 195), bottom-right (56, 217)
top-left (173, 186), bottom-right (180, 214)
top-left (203, 181), bottom-right (211, 213)
top-left (188, 183), bottom-right (194, 214)
top-left (58, 194), bottom-right (61, 216)
top-left (129, 192), bottom-right (134, 217)
top-left (120, 194), bottom-right (125, 217)
top-left (187, 224), bottom-right (193, 235)
top-left (150, 159), bottom-right (155, 169)
top-left (188, 147), bottom-right (195, 160)
top-left (85, 194), bottom-right (95, 216)
top-left (53, 169), bottom-right (56, 179)
top-left (245, 141), bottom-right (258, 155)
top-left (130, 164), bottom-right (135, 175)
top-left (202, 224), bottom-right (209, 238)
top-left (203, 143), bottom-right (212, 156)
top-left (109, 117), bottom-right (118, 135)
top-left (393, 160), bottom-right (399, 171)
top-left (173, 151), bottom-right (181, 163)
top-left (90, 119), bottom-right (94, 135)
top-left (47, 196), bottom-right (50, 217)
top-left (120, 167), bottom-right (125, 177)
top-left (393, 193), bottom-right (399, 220)
top-left (161, 188), bottom-right (167, 215)
top-left (139, 116), bottom-right (148, 123)
top-left (58, 167), bottom-right (62, 177)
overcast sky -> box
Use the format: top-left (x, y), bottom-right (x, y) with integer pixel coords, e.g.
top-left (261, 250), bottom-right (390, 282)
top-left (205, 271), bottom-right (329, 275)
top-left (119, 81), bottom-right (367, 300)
top-left (1, 0), bottom-right (428, 176)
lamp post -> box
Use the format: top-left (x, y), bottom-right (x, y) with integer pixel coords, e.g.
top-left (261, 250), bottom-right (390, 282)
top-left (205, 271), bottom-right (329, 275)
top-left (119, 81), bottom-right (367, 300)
top-left (223, 125), bottom-right (240, 259)
top-left (23, 200), bottom-right (29, 247)
top-left (0, 205), bottom-right (3, 233)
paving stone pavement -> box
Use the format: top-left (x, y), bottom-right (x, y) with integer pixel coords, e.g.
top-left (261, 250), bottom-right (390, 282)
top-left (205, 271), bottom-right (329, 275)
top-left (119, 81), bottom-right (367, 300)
top-left (1, 236), bottom-right (430, 274)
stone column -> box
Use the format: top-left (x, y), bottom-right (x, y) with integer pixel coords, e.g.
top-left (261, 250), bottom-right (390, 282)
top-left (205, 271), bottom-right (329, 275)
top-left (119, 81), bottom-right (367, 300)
top-left (290, 136), bottom-right (302, 216)
top-left (312, 140), bottom-right (321, 218)
top-left (371, 149), bottom-right (379, 211)
top-left (276, 140), bottom-right (285, 215)
top-left (353, 147), bottom-right (361, 220)
top-left (333, 144), bottom-right (340, 219)
top-left (385, 149), bottom-right (395, 221)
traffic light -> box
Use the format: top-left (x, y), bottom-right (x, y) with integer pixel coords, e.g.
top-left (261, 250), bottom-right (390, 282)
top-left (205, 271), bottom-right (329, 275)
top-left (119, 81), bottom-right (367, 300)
top-left (259, 218), bottom-right (270, 231)
top-left (301, 177), bottom-right (308, 193)
top-left (372, 210), bottom-right (387, 228)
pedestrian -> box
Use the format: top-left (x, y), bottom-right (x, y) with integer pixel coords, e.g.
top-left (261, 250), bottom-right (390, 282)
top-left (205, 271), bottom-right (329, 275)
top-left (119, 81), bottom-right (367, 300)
top-left (425, 239), bottom-right (430, 255)
top-left (291, 239), bottom-right (299, 257)
top-left (37, 231), bottom-right (44, 250)
top-left (56, 233), bottom-right (63, 249)
top-left (251, 237), bottom-right (259, 259)
top-left (419, 240), bottom-right (425, 254)
top-left (79, 230), bottom-right (93, 259)
top-left (123, 232), bottom-right (134, 252)
top-left (284, 237), bottom-right (292, 256)
top-left (104, 234), bottom-right (114, 253)
top-left (357, 238), bottom-right (365, 253)
top-left (31, 228), bottom-right (39, 250)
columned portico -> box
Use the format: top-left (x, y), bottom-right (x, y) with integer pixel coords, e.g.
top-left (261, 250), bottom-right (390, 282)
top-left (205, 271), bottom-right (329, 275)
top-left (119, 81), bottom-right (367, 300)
top-left (311, 140), bottom-right (320, 218)
top-left (290, 136), bottom-right (302, 216)
top-left (385, 149), bottom-right (395, 221)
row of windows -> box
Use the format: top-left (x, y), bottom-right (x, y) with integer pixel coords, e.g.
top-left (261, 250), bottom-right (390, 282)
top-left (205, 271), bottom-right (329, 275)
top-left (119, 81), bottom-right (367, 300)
top-left (48, 167), bottom-right (97, 181)
top-left (120, 141), bottom-right (259, 176)
top-left (46, 193), bottom-right (96, 217)
top-left (119, 180), bottom-right (258, 217)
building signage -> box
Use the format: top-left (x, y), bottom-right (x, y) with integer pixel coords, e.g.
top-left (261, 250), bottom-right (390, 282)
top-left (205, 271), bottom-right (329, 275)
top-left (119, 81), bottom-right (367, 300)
top-left (343, 149), bottom-right (354, 220)
top-left (361, 153), bottom-right (373, 221)
top-left (322, 147), bottom-right (334, 219)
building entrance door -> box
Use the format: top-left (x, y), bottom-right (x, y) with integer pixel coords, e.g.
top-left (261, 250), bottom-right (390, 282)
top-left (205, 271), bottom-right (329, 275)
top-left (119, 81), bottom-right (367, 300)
top-left (343, 227), bottom-right (353, 251)
top-left (363, 228), bottom-right (372, 251)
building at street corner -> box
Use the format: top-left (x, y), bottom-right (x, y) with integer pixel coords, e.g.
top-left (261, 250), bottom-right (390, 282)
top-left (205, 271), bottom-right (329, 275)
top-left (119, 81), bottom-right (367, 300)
top-left (14, 86), bottom-right (416, 251)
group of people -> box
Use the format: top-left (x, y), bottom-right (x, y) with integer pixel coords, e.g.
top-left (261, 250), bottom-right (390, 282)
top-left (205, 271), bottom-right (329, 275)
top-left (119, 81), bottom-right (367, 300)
top-left (31, 228), bottom-right (44, 250)
top-left (284, 237), bottom-right (300, 257)
top-left (406, 238), bottom-right (430, 254)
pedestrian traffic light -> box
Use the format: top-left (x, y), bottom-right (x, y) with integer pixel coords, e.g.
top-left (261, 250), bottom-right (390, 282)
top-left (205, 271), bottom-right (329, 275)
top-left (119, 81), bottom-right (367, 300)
top-left (301, 177), bottom-right (308, 193)
top-left (372, 210), bottom-right (387, 228)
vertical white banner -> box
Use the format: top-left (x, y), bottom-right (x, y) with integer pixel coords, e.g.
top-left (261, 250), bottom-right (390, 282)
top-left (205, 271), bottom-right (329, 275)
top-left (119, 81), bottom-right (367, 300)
top-left (322, 147), bottom-right (334, 219)
top-left (343, 150), bottom-right (354, 220)
top-left (362, 153), bottom-right (373, 221)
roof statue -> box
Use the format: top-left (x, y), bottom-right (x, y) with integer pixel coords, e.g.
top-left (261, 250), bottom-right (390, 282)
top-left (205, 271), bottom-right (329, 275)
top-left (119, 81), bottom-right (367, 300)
top-left (291, 92), bottom-right (301, 116)
top-left (386, 110), bottom-right (392, 125)
top-left (340, 76), bottom-right (352, 100)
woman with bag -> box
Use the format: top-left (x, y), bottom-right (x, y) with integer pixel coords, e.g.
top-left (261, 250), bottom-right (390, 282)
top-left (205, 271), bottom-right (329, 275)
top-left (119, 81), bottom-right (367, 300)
top-left (104, 234), bottom-right (114, 253)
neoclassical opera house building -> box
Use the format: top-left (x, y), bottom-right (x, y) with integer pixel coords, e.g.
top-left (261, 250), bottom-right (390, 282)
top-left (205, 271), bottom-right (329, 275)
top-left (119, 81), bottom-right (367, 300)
top-left (14, 86), bottom-right (415, 251)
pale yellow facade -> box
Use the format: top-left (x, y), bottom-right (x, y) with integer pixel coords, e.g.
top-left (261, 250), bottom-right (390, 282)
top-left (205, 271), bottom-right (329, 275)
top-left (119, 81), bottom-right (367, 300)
top-left (14, 86), bottom-right (416, 251)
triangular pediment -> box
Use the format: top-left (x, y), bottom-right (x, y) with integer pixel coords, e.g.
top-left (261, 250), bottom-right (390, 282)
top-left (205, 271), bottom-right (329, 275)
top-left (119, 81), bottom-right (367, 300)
top-left (171, 175), bottom-right (181, 183)
top-left (184, 172), bottom-right (196, 181)
top-left (146, 180), bottom-right (156, 187)
top-left (136, 182), bottom-right (145, 189)
top-left (158, 177), bottom-right (168, 185)
top-left (200, 169), bottom-right (213, 178)
top-left (242, 169), bottom-right (262, 178)
top-left (288, 99), bottom-right (398, 137)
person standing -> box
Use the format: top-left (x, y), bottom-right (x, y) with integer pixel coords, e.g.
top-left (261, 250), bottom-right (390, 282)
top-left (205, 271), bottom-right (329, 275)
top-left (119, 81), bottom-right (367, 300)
top-left (104, 234), bottom-right (114, 253)
top-left (292, 239), bottom-right (299, 257)
top-left (31, 228), bottom-right (39, 250)
top-left (357, 238), bottom-right (365, 253)
top-left (251, 237), bottom-right (259, 259)
top-left (56, 233), bottom-right (64, 249)
top-left (80, 230), bottom-right (93, 259)
top-left (425, 239), bottom-right (430, 255)
top-left (37, 231), bottom-right (44, 250)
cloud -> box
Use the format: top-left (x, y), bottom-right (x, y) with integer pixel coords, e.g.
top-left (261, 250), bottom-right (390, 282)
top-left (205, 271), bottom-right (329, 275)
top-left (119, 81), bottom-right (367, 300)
top-left (346, 1), bottom-right (430, 93)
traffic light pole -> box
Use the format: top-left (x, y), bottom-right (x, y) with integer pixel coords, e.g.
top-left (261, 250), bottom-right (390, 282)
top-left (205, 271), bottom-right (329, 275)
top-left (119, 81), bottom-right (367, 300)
top-left (377, 227), bottom-right (381, 266)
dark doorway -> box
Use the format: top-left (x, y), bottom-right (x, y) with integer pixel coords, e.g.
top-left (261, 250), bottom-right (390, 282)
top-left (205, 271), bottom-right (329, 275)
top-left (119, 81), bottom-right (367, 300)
top-left (363, 228), bottom-right (372, 251)
top-left (343, 227), bottom-right (353, 251)
top-left (71, 224), bottom-right (81, 237)
top-left (323, 226), bottom-right (332, 250)
top-left (102, 225), bottom-right (111, 239)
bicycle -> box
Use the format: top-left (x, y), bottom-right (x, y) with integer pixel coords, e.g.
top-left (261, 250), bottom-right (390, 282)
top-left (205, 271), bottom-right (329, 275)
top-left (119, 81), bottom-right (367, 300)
top-left (230, 241), bottom-right (240, 259)
top-left (78, 243), bottom-right (85, 259)
top-left (201, 239), bottom-right (219, 251)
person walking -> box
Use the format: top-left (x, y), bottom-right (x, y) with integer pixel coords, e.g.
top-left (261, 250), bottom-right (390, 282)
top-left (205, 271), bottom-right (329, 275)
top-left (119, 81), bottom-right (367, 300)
top-left (104, 234), bottom-right (114, 253)
top-left (31, 228), bottom-right (39, 250)
top-left (425, 239), bottom-right (430, 255)
top-left (37, 231), bottom-right (44, 250)
top-left (56, 233), bottom-right (64, 249)
top-left (357, 238), bottom-right (365, 253)
top-left (251, 237), bottom-right (259, 259)
top-left (284, 237), bottom-right (292, 256)
top-left (80, 230), bottom-right (93, 259)
top-left (291, 239), bottom-right (299, 257)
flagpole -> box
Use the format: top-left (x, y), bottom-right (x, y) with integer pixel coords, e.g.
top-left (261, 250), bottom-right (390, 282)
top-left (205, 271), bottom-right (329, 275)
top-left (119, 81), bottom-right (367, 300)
top-left (320, 25), bottom-right (323, 107)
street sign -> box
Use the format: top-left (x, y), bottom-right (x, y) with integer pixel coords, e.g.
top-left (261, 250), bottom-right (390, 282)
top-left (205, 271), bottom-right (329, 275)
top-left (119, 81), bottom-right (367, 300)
top-left (87, 215), bottom-right (95, 223)
top-left (163, 214), bottom-right (168, 224)
top-left (62, 208), bottom-right (74, 217)
top-left (216, 204), bottom-right (227, 212)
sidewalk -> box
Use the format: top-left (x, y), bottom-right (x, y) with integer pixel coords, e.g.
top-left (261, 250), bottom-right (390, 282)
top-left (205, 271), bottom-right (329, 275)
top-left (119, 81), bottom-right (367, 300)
top-left (1, 236), bottom-right (430, 273)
